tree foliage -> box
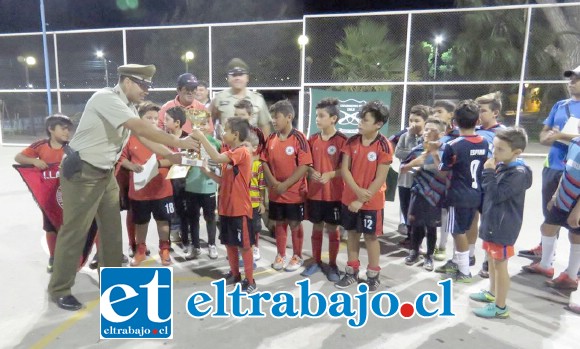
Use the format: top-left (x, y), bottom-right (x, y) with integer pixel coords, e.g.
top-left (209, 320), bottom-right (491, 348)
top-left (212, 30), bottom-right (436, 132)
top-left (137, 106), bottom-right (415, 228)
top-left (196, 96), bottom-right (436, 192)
top-left (331, 19), bottom-right (411, 91)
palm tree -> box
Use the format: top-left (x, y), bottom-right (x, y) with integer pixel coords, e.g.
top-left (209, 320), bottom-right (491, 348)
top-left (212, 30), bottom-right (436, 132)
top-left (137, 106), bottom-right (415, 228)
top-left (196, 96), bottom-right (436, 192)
top-left (331, 19), bottom-right (410, 91)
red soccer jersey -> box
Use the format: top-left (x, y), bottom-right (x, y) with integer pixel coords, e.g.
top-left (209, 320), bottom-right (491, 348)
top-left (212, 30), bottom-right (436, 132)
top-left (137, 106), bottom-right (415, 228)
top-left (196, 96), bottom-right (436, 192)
top-left (341, 134), bottom-right (393, 210)
top-left (261, 129), bottom-right (313, 204)
top-left (120, 136), bottom-right (173, 201)
top-left (219, 145), bottom-right (253, 217)
top-left (20, 139), bottom-right (65, 164)
top-left (307, 131), bottom-right (348, 202)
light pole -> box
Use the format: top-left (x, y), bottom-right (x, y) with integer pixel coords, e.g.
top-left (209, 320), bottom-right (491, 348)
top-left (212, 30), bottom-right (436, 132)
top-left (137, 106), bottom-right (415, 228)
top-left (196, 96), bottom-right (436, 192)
top-left (432, 35), bottom-right (443, 102)
top-left (184, 51), bottom-right (194, 73)
top-left (96, 50), bottom-right (109, 86)
top-left (298, 35), bottom-right (309, 131)
top-left (18, 55), bottom-right (37, 135)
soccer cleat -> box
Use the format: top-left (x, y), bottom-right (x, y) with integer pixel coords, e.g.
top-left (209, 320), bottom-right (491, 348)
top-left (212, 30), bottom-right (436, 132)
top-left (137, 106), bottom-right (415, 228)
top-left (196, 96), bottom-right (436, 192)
top-left (469, 255), bottom-right (476, 266)
top-left (122, 254), bottom-right (129, 264)
top-left (473, 303), bottom-right (509, 319)
top-left (518, 244), bottom-right (542, 259)
top-left (130, 243), bottom-right (147, 266)
top-left (449, 270), bottom-right (472, 283)
top-left (127, 244), bottom-right (136, 258)
top-left (185, 247), bottom-right (202, 260)
top-left (366, 269), bottom-right (381, 293)
top-left (253, 246), bottom-right (261, 261)
top-left (224, 271), bottom-right (242, 286)
top-left (285, 255), bottom-right (304, 272)
top-left (335, 266), bottom-right (359, 289)
top-left (478, 261), bottom-right (489, 278)
top-left (469, 290), bottom-right (496, 303)
top-left (272, 254), bottom-right (288, 271)
top-left (522, 262), bottom-right (554, 278)
top-left (326, 264), bottom-right (340, 282)
top-left (434, 248), bottom-right (447, 261)
top-left (241, 278), bottom-right (258, 294)
top-left (397, 223), bottom-right (408, 235)
top-left (183, 245), bottom-right (190, 255)
top-left (208, 245), bottom-right (218, 259)
top-left (566, 303), bottom-right (580, 315)
top-left (301, 262), bottom-right (322, 277)
top-left (545, 272), bottom-right (579, 290)
top-left (47, 257), bottom-right (54, 273)
top-left (435, 260), bottom-right (458, 274)
top-left (423, 256), bottom-right (434, 272)
top-left (405, 250), bottom-right (420, 265)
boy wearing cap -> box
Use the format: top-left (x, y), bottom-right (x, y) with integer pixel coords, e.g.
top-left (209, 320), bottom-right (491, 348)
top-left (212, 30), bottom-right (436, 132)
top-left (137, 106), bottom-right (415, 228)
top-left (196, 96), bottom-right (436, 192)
top-left (158, 73), bottom-right (212, 134)
top-left (211, 58), bottom-right (272, 137)
top-left (48, 64), bottom-right (198, 311)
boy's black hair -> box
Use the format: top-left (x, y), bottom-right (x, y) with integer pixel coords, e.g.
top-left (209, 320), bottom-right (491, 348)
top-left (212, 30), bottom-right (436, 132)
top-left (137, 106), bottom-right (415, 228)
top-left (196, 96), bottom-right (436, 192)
top-left (197, 80), bottom-right (209, 89)
top-left (226, 117), bottom-right (251, 142)
top-left (453, 99), bottom-right (480, 129)
top-left (432, 100), bottom-right (456, 113)
top-left (234, 99), bottom-right (254, 115)
top-left (495, 126), bottom-right (528, 152)
top-left (410, 105), bottom-right (431, 121)
top-left (137, 101), bottom-right (160, 118)
top-left (316, 98), bottom-right (340, 122)
top-left (424, 117), bottom-right (447, 133)
top-left (166, 106), bottom-right (187, 128)
top-left (269, 100), bottom-right (295, 118)
top-left (45, 113), bottom-right (73, 138)
top-left (359, 100), bottom-right (390, 125)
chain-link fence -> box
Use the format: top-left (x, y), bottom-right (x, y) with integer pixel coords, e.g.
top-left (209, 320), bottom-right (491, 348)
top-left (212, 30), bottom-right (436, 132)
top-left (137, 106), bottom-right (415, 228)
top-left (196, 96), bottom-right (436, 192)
top-left (1, 3), bottom-right (579, 151)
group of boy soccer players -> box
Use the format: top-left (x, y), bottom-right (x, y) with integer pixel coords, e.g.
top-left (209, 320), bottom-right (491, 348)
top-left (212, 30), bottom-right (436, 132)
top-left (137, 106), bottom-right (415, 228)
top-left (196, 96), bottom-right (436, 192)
top-left (19, 88), bottom-right (580, 319)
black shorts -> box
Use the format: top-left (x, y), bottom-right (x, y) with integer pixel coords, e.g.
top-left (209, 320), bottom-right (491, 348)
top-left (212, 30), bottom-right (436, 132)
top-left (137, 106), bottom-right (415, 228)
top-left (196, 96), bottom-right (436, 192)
top-left (542, 168), bottom-right (564, 218)
top-left (42, 212), bottom-right (57, 232)
top-left (269, 201), bottom-right (305, 222)
top-left (341, 204), bottom-right (384, 236)
top-left (131, 196), bottom-right (174, 225)
top-left (251, 207), bottom-right (263, 234)
top-left (307, 200), bottom-right (341, 225)
top-left (219, 215), bottom-right (255, 248)
top-left (446, 206), bottom-right (476, 235)
top-left (408, 193), bottom-right (441, 228)
top-left (544, 205), bottom-right (580, 234)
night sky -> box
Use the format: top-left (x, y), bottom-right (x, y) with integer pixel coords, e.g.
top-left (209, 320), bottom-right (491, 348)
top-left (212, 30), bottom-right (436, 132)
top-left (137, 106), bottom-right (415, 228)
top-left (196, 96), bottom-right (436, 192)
top-left (0, 0), bottom-right (456, 33)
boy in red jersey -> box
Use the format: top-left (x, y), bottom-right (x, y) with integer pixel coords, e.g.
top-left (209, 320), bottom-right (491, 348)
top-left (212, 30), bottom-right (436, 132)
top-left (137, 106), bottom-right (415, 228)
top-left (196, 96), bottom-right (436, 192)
top-left (192, 117), bottom-right (257, 293)
top-left (261, 100), bottom-right (313, 272)
top-left (119, 102), bottom-right (176, 267)
top-left (335, 101), bottom-right (393, 292)
top-left (302, 98), bottom-right (347, 281)
top-left (15, 114), bottom-right (73, 272)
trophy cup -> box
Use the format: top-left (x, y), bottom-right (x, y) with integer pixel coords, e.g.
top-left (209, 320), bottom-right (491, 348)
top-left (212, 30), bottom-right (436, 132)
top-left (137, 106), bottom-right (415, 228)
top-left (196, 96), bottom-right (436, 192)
top-left (181, 108), bottom-right (210, 167)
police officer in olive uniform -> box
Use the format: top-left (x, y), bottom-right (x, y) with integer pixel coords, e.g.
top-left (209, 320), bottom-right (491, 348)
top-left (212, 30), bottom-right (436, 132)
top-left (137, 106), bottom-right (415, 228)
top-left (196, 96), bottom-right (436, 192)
top-left (48, 64), bottom-right (199, 311)
top-left (211, 58), bottom-right (272, 137)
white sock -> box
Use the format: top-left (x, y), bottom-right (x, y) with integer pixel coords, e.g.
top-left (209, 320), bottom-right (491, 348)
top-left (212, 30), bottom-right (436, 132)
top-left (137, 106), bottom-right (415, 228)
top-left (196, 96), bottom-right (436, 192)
top-left (469, 244), bottom-right (475, 258)
top-left (456, 251), bottom-right (470, 275)
top-left (540, 235), bottom-right (557, 269)
top-left (483, 253), bottom-right (488, 263)
top-left (567, 244), bottom-right (580, 280)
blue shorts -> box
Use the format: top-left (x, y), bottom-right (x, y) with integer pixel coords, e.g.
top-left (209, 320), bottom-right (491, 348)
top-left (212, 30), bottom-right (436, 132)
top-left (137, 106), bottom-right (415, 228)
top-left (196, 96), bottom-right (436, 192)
top-left (446, 206), bottom-right (476, 235)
